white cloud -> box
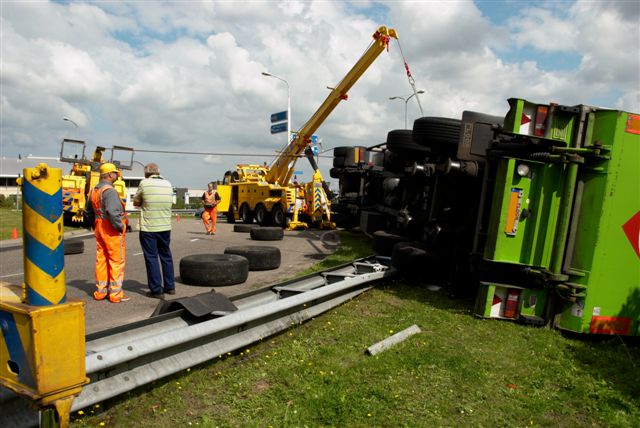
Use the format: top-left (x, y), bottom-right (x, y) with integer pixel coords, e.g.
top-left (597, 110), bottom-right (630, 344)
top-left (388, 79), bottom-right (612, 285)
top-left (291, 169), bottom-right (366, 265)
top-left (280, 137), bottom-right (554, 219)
top-left (1, 0), bottom-right (638, 188)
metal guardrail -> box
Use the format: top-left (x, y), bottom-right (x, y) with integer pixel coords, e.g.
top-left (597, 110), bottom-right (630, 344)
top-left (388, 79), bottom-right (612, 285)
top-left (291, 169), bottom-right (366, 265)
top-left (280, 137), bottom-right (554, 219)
top-left (0, 257), bottom-right (395, 427)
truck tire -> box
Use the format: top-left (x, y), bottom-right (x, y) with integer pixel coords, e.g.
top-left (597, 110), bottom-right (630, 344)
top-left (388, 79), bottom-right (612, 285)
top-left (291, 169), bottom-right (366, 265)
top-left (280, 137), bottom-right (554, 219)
top-left (233, 224), bottom-right (259, 233)
top-left (254, 203), bottom-right (269, 226)
top-left (180, 254), bottom-right (249, 286)
top-left (250, 226), bottom-right (284, 241)
top-left (63, 239), bottom-right (85, 255)
top-left (386, 129), bottom-right (431, 157)
top-left (226, 206), bottom-right (236, 224)
top-left (333, 146), bottom-right (354, 157)
top-left (240, 203), bottom-right (254, 224)
top-left (224, 246), bottom-right (281, 271)
top-left (412, 117), bottom-right (461, 151)
top-left (329, 167), bottom-right (342, 179)
top-left (391, 242), bottom-right (428, 277)
top-left (271, 204), bottom-right (287, 228)
top-left (372, 230), bottom-right (411, 256)
top-left (333, 156), bottom-right (346, 168)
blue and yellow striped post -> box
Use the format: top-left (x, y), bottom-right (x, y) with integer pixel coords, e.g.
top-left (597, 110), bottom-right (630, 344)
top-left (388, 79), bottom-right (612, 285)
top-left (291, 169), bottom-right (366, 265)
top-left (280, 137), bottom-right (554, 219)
top-left (21, 163), bottom-right (66, 306)
top-left (1, 163), bottom-right (87, 427)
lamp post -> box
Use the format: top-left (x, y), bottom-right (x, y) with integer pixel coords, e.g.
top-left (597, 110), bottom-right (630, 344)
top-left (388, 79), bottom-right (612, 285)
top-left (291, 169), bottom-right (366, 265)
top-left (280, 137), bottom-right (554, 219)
top-left (389, 90), bottom-right (425, 129)
top-left (262, 72), bottom-right (291, 143)
top-left (63, 116), bottom-right (79, 128)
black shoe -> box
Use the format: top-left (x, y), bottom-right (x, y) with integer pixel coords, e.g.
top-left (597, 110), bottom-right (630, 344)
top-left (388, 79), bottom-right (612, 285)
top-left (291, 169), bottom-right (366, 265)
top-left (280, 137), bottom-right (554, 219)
top-left (146, 291), bottom-right (165, 299)
top-left (165, 289), bottom-right (176, 295)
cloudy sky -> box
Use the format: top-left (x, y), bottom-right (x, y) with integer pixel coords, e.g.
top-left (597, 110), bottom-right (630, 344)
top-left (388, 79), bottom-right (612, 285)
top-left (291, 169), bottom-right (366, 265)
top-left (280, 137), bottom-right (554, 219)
top-left (1, 0), bottom-right (638, 188)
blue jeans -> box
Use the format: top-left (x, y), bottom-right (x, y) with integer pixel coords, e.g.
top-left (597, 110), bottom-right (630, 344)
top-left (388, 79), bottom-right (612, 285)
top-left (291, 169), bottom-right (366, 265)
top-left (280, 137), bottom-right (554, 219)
top-left (139, 231), bottom-right (175, 294)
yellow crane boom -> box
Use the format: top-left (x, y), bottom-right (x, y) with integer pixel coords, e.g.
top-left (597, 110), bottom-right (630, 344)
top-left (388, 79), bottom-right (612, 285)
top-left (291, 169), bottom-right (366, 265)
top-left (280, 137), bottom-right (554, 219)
top-left (266, 26), bottom-right (398, 187)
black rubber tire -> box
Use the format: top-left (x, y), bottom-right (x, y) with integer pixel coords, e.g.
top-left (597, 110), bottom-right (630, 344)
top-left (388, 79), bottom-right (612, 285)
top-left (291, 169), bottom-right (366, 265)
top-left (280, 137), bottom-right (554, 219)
top-left (240, 203), bottom-right (254, 224)
top-left (333, 146), bottom-right (354, 157)
top-left (412, 117), bottom-right (461, 149)
top-left (371, 230), bottom-right (411, 256)
top-left (333, 156), bottom-right (346, 168)
top-left (179, 254), bottom-right (249, 286)
top-left (63, 239), bottom-right (85, 255)
top-left (271, 204), bottom-right (287, 228)
top-left (329, 167), bottom-right (342, 179)
top-left (250, 226), bottom-right (284, 241)
top-left (386, 129), bottom-right (431, 157)
top-left (391, 242), bottom-right (427, 277)
top-left (226, 207), bottom-right (235, 224)
top-left (224, 245), bottom-right (281, 271)
top-left (233, 224), bottom-right (259, 233)
top-left (254, 203), bottom-right (268, 226)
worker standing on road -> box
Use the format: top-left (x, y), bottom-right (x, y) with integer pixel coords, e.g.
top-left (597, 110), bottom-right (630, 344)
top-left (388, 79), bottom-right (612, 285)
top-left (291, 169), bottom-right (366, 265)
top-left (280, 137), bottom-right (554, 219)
top-left (133, 163), bottom-right (176, 299)
top-left (86, 163), bottom-right (129, 303)
top-left (201, 182), bottom-right (221, 235)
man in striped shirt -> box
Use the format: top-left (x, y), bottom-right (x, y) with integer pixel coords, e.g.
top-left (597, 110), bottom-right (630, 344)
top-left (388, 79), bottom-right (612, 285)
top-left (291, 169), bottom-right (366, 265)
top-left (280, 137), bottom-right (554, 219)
top-left (133, 163), bottom-right (175, 298)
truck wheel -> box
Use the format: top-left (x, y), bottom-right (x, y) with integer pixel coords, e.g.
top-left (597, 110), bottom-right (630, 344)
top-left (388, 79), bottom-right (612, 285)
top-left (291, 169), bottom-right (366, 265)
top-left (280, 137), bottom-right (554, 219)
top-left (250, 226), bottom-right (284, 241)
top-left (386, 129), bottom-right (431, 157)
top-left (240, 203), bottom-right (254, 223)
top-left (271, 204), bottom-right (287, 228)
top-left (233, 224), bottom-right (259, 233)
top-left (226, 206), bottom-right (236, 223)
top-left (224, 246), bottom-right (281, 271)
top-left (412, 117), bottom-right (461, 151)
top-left (333, 156), bottom-right (346, 168)
top-left (391, 242), bottom-right (429, 278)
top-left (372, 230), bottom-right (411, 256)
top-left (179, 254), bottom-right (249, 286)
top-left (63, 239), bottom-right (85, 255)
top-left (254, 203), bottom-right (268, 226)
top-left (333, 146), bottom-right (354, 157)
top-left (329, 168), bottom-right (342, 179)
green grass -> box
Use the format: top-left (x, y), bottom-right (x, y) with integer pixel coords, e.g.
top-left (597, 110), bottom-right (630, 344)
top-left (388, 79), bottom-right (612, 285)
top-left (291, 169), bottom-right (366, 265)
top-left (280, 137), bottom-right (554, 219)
top-left (71, 231), bottom-right (640, 428)
top-left (0, 207), bottom-right (22, 240)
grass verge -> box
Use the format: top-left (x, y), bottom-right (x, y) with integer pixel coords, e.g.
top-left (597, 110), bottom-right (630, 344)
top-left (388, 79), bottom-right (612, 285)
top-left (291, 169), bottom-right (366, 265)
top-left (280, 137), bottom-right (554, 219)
top-left (72, 231), bottom-right (639, 428)
top-left (0, 207), bottom-right (22, 240)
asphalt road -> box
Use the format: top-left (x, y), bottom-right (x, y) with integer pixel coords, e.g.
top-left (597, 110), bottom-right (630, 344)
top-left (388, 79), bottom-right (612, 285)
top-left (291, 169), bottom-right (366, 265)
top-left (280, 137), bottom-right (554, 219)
top-left (0, 217), bottom-right (340, 334)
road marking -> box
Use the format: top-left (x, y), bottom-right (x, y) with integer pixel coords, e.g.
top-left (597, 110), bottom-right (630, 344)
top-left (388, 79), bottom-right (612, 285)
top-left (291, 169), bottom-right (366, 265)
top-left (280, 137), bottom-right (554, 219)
top-left (0, 273), bottom-right (24, 278)
top-left (190, 239), bottom-right (199, 242)
top-left (134, 252), bottom-right (144, 256)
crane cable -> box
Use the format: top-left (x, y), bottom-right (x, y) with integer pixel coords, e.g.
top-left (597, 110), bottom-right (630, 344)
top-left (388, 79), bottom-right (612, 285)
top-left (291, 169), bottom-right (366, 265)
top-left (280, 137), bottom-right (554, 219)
top-left (395, 39), bottom-right (424, 116)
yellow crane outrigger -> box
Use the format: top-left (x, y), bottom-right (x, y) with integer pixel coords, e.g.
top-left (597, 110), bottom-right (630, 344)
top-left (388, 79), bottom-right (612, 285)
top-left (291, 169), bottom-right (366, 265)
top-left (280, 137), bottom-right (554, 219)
top-left (217, 26), bottom-right (398, 230)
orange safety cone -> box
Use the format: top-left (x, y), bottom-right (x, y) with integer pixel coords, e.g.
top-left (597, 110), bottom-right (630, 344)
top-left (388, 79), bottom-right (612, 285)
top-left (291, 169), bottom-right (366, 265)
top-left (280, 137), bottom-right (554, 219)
top-left (11, 227), bottom-right (19, 239)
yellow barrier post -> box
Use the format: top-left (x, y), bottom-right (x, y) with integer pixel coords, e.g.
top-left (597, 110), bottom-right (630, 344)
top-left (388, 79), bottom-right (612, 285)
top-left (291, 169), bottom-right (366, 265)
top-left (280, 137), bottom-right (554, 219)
top-left (0, 163), bottom-right (87, 428)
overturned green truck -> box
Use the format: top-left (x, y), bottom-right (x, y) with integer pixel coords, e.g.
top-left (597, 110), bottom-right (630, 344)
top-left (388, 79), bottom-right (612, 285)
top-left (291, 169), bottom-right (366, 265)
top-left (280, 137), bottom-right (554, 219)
top-left (331, 98), bottom-right (640, 336)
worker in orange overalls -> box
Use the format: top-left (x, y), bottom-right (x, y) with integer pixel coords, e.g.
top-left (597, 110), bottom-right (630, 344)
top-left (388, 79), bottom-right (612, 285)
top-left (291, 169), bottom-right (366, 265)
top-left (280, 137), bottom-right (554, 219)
top-left (201, 181), bottom-right (221, 235)
top-left (86, 163), bottom-right (129, 302)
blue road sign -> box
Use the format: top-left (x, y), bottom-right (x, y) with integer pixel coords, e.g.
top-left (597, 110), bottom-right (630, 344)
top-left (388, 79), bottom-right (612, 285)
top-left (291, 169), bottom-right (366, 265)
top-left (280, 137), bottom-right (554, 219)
top-left (271, 111), bottom-right (288, 123)
top-left (311, 135), bottom-right (318, 143)
top-left (293, 171), bottom-right (304, 175)
top-left (271, 122), bottom-right (287, 134)
top-left (312, 146), bottom-right (319, 156)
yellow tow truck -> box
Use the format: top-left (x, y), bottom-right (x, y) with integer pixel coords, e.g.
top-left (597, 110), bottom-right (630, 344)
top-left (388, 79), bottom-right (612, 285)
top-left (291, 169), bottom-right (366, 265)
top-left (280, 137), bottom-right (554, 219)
top-left (217, 25), bottom-right (398, 229)
top-left (59, 139), bottom-right (134, 226)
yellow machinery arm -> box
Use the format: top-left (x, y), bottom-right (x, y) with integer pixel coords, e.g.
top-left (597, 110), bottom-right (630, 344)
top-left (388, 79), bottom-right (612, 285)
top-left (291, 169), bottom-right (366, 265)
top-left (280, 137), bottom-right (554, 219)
top-left (266, 26), bottom-right (398, 186)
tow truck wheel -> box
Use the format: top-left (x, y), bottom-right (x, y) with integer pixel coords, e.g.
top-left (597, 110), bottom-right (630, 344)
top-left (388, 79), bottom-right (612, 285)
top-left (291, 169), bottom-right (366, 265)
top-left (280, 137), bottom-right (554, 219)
top-left (240, 203), bottom-right (254, 223)
top-left (179, 254), bottom-right (249, 286)
top-left (254, 203), bottom-right (268, 226)
top-left (271, 204), bottom-right (287, 228)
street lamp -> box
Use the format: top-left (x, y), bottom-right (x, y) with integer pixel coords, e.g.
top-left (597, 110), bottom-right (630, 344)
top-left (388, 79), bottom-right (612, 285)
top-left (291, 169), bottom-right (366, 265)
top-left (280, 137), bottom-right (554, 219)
top-left (63, 116), bottom-right (79, 128)
top-left (262, 71), bottom-right (291, 144)
top-left (389, 90), bottom-right (425, 129)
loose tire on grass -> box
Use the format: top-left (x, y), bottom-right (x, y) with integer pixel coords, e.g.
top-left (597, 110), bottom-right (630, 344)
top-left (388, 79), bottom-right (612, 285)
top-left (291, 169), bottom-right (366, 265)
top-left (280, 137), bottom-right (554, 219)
top-left (233, 224), bottom-right (259, 233)
top-left (63, 239), bottom-right (85, 255)
top-left (224, 246), bottom-right (281, 271)
top-left (180, 254), bottom-right (249, 286)
top-left (250, 227), bottom-right (284, 241)
top-left (371, 230), bottom-right (411, 256)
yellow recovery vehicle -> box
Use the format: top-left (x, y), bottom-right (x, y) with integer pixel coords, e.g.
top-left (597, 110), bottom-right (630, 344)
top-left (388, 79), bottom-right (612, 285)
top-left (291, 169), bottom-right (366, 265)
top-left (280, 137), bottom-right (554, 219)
top-left (59, 138), bottom-right (134, 226)
top-left (217, 26), bottom-right (398, 230)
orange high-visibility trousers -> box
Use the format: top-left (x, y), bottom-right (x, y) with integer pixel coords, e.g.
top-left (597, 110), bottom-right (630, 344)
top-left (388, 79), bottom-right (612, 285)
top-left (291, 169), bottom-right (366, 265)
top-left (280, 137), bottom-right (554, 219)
top-left (91, 185), bottom-right (127, 302)
top-left (202, 207), bottom-right (217, 234)
top-left (93, 220), bottom-right (126, 302)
